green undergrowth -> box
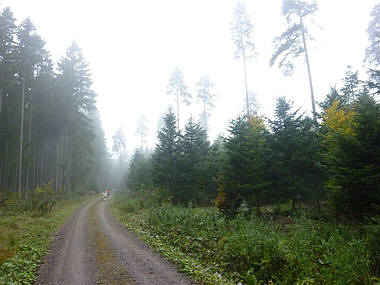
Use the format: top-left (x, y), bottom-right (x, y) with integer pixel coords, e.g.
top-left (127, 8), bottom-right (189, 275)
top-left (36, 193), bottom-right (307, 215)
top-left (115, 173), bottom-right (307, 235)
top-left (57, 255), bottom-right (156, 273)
top-left (0, 194), bottom-right (96, 285)
top-left (110, 191), bottom-right (379, 285)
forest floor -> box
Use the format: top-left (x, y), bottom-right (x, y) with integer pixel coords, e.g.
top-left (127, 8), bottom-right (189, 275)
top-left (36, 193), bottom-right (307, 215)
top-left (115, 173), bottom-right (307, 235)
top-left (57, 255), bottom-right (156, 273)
top-left (36, 197), bottom-right (193, 285)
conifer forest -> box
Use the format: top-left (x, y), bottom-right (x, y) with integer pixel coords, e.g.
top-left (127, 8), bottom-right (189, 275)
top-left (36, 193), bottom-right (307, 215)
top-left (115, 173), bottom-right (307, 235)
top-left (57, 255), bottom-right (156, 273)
top-left (0, 1), bottom-right (379, 284)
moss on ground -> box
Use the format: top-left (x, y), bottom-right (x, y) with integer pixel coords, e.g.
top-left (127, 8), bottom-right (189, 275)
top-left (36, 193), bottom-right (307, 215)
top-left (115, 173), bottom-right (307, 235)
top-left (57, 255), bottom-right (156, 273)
top-left (88, 201), bottom-right (133, 285)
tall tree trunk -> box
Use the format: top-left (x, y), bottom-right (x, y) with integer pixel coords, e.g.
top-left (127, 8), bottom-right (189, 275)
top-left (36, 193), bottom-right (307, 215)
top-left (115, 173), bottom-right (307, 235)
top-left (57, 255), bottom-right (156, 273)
top-left (176, 85), bottom-right (180, 131)
top-left (32, 148), bottom-right (37, 189)
top-left (242, 48), bottom-right (249, 117)
top-left (4, 143), bottom-right (9, 189)
top-left (40, 149), bottom-right (44, 187)
top-left (60, 137), bottom-right (64, 191)
top-left (44, 147), bottom-right (48, 185)
top-left (55, 139), bottom-right (60, 191)
top-left (25, 103), bottom-right (33, 192)
top-left (0, 89), bottom-right (3, 115)
top-left (203, 100), bottom-right (207, 130)
top-left (18, 79), bottom-right (25, 197)
top-left (299, 10), bottom-right (317, 123)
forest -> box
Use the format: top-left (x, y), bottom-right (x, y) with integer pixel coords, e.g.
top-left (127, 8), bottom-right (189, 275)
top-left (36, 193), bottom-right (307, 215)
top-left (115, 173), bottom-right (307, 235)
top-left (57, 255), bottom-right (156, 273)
top-left (114, 1), bottom-right (380, 284)
top-left (0, 8), bottom-right (114, 201)
top-left (0, 0), bottom-right (379, 284)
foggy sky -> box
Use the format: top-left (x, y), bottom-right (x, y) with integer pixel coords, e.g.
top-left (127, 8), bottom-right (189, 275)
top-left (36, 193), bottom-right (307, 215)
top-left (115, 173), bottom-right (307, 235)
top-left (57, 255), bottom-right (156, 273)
top-left (2, 0), bottom-right (377, 153)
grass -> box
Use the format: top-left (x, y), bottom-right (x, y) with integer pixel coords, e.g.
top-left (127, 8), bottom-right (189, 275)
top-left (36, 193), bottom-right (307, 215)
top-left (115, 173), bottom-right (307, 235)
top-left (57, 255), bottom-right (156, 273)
top-left (110, 191), bottom-right (379, 285)
top-left (0, 194), bottom-right (96, 285)
top-left (87, 200), bottom-right (132, 285)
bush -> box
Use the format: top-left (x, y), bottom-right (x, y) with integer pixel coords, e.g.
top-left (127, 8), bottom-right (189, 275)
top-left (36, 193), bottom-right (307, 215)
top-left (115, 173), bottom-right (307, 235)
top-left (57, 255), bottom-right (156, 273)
top-left (25, 181), bottom-right (57, 214)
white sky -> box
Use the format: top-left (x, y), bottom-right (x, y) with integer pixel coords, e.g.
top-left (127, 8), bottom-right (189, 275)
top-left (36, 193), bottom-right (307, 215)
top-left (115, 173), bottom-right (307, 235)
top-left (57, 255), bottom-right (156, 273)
top-left (2, 0), bottom-right (377, 153)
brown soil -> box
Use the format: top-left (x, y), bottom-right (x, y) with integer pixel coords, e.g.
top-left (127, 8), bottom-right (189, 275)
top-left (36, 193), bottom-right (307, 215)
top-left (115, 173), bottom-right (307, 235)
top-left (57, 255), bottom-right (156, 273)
top-left (36, 198), bottom-right (193, 285)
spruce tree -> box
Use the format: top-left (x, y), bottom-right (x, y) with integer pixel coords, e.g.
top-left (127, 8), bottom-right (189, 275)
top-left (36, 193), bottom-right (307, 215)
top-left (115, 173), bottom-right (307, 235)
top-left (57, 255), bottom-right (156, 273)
top-left (269, 97), bottom-right (321, 209)
top-left (178, 117), bottom-right (210, 204)
top-left (152, 110), bottom-right (181, 202)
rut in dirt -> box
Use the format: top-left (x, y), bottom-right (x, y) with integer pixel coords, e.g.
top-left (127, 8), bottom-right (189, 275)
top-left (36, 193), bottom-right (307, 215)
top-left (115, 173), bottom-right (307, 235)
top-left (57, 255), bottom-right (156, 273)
top-left (37, 198), bottom-right (193, 285)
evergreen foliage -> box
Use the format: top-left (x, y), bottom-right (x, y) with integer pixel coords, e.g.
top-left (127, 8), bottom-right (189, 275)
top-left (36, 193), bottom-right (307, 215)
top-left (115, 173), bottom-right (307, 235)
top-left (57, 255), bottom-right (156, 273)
top-left (0, 8), bottom-right (108, 196)
top-left (152, 110), bottom-right (181, 202)
top-left (269, 97), bottom-right (322, 209)
top-left (177, 118), bottom-right (210, 204)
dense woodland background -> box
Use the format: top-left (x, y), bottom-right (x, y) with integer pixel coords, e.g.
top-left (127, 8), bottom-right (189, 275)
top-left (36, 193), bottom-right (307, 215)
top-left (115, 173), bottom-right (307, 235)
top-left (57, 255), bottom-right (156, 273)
top-left (0, 8), bottom-right (117, 202)
top-left (0, 1), bottom-right (378, 218)
top-left (123, 1), bottom-right (380, 221)
top-left (0, 1), bottom-right (379, 283)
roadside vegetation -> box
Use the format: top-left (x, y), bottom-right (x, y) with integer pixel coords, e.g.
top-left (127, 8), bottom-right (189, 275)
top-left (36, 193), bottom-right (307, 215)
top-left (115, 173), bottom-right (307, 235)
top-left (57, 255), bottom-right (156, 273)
top-left (111, 62), bottom-right (380, 284)
top-left (111, 191), bottom-right (379, 284)
top-left (0, 184), bottom-right (96, 285)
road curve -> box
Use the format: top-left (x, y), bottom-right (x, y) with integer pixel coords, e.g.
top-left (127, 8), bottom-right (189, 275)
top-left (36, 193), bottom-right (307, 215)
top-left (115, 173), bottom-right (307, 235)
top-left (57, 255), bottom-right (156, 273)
top-left (36, 198), bottom-right (193, 285)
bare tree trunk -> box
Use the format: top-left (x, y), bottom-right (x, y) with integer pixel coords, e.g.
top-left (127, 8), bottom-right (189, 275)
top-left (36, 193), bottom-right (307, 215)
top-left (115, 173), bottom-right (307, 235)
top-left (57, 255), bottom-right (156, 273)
top-left (203, 100), bottom-right (207, 131)
top-left (55, 139), bottom-right (60, 191)
top-left (67, 149), bottom-right (72, 194)
top-left (0, 89), bottom-right (3, 115)
top-left (25, 104), bottom-right (32, 192)
top-left (4, 145), bottom-right (8, 188)
top-left (0, 142), bottom-right (8, 189)
top-left (33, 148), bottom-right (37, 189)
top-left (44, 147), bottom-right (48, 184)
top-left (40, 150), bottom-right (43, 187)
top-left (242, 47), bottom-right (250, 117)
top-left (60, 137), bottom-right (64, 191)
top-left (176, 85), bottom-right (180, 131)
top-left (18, 79), bottom-right (25, 197)
top-left (299, 10), bottom-right (317, 123)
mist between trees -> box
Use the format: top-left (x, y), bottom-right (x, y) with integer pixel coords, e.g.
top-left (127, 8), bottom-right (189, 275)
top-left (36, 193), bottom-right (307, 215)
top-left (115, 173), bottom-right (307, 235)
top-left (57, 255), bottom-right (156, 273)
top-left (0, 8), bottom-right (118, 202)
top-left (125, 1), bottom-right (380, 221)
top-left (0, 1), bottom-right (378, 219)
top-left (126, 66), bottom-right (379, 219)
top-left (0, 1), bottom-right (379, 282)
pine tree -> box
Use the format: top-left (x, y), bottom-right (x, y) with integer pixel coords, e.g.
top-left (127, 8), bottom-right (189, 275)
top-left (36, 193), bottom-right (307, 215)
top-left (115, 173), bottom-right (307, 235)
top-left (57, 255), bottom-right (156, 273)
top-left (220, 115), bottom-right (272, 214)
top-left (112, 127), bottom-right (127, 176)
top-left (196, 75), bottom-right (215, 131)
top-left (136, 115), bottom-right (149, 150)
top-left (16, 18), bottom-right (46, 196)
top-left (231, 2), bottom-right (255, 116)
top-left (269, 97), bottom-right (321, 209)
top-left (56, 42), bottom-right (97, 193)
top-left (365, 3), bottom-right (380, 67)
top-left (0, 7), bottom-right (18, 191)
top-left (323, 92), bottom-right (380, 219)
top-left (178, 117), bottom-right (210, 204)
top-left (152, 109), bottom-right (181, 201)
top-left (126, 149), bottom-right (152, 191)
top-left (270, 0), bottom-right (318, 122)
top-left (220, 116), bottom-right (251, 213)
top-left (167, 67), bottom-right (191, 130)
top-left (0, 7), bottom-right (17, 115)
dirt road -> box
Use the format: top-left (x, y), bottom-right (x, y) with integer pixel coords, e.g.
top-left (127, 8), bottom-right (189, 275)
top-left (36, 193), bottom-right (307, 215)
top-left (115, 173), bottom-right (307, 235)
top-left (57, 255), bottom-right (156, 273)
top-left (37, 198), bottom-right (192, 285)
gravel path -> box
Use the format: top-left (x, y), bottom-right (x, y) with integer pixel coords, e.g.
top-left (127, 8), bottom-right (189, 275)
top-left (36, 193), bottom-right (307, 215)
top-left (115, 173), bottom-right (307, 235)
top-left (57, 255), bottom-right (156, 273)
top-left (36, 198), bottom-right (192, 285)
